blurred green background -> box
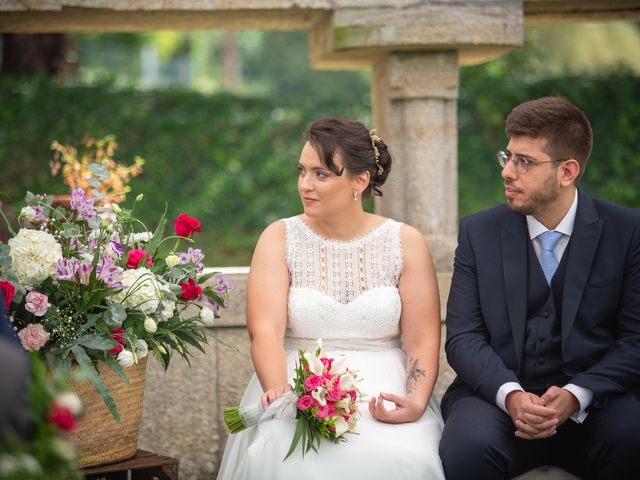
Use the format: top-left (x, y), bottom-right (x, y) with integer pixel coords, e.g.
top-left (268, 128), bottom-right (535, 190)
top-left (1, 23), bottom-right (639, 265)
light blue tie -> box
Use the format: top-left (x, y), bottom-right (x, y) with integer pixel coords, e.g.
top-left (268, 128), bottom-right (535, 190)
top-left (538, 231), bottom-right (563, 285)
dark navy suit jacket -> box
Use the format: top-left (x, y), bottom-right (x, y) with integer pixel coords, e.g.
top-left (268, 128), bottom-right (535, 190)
top-left (442, 190), bottom-right (640, 413)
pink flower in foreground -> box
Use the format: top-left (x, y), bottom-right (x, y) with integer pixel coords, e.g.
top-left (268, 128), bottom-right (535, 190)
top-left (297, 395), bottom-right (315, 411)
top-left (0, 280), bottom-right (14, 309)
top-left (320, 357), bottom-right (333, 371)
top-left (326, 385), bottom-right (342, 402)
top-left (304, 374), bottom-right (324, 392)
top-left (25, 291), bottom-right (51, 317)
top-left (315, 403), bottom-right (337, 420)
top-left (17, 323), bottom-right (50, 351)
top-left (49, 404), bottom-right (77, 432)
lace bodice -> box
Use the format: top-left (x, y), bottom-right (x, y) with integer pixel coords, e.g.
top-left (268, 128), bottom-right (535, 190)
top-left (283, 216), bottom-right (404, 345)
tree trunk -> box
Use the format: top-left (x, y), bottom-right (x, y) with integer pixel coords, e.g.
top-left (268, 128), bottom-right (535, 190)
top-left (1, 33), bottom-right (76, 76)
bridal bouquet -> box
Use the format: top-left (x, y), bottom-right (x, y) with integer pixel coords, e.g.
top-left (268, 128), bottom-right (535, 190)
top-left (224, 339), bottom-right (362, 460)
top-left (0, 179), bottom-right (231, 420)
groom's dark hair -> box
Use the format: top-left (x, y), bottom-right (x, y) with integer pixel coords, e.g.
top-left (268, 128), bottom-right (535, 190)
top-left (505, 96), bottom-right (592, 183)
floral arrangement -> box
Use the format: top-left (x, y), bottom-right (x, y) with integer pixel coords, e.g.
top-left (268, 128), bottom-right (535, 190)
top-left (0, 176), bottom-right (232, 419)
top-left (0, 353), bottom-right (82, 480)
top-left (50, 135), bottom-right (144, 205)
top-left (224, 339), bottom-right (361, 460)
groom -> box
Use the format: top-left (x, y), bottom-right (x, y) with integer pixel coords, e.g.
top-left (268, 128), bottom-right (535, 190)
top-left (439, 97), bottom-right (640, 479)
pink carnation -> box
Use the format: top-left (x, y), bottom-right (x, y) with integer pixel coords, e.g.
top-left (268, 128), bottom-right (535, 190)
top-left (17, 323), bottom-right (50, 351)
top-left (304, 374), bottom-right (324, 392)
top-left (24, 291), bottom-right (51, 317)
top-left (297, 395), bottom-right (315, 411)
top-left (320, 357), bottom-right (333, 371)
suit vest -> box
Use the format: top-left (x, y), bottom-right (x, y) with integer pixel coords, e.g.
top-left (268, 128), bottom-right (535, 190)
top-left (519, 239), bottom-right (571, 392)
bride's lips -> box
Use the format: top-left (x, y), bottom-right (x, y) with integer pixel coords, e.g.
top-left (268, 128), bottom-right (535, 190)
top-left (302, 197), bottom-right (318, 205)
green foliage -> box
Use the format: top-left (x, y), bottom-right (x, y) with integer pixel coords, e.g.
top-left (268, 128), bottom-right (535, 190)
top-left (0, 76), bottom-right (370, 265)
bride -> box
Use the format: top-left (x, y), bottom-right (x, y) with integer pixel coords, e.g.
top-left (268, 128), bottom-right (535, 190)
top-left (218, 118), bottom-right (444, 479)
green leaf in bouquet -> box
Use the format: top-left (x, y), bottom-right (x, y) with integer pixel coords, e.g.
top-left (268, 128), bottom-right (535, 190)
top-left (146, 204), bottom-right (167, 257)
top-left (168, 267), bottom-right (185, 281)
top-left (196, 271), bottom-right (219, 285)
top-left (103, 303), bottom-right (126, 328)
top-left (284, 415), bottom-right (306, 461)
top-left (102, 352), bottom-right (129, 384)
top-left (202, 287), bottom-right (227, 307)
top-left (71, 345), bottom-right (120, 421)
top-left (76, 333), bottom-right (117, 351)
top-left (61, 222), bottom-right (82, 238)
top-left (87, 217), bottom-right (103, 230)
top-left (88, 177), bottom-right (101, 188)
top-left (78, 314), bottom-right (100, 335)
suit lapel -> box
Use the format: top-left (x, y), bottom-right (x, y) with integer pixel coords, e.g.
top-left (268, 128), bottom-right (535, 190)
top-left (502, 213), bottom-right (528, 370)
top-left (561, 191), bottom-right (603, 346)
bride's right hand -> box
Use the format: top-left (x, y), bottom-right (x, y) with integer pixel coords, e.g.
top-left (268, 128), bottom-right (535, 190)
top-left (261, 384), bottom-right (293, 409)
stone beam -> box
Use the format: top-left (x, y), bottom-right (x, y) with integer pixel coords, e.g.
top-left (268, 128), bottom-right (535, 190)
top-left (0, 8), bottom-right (324, 32)
top-left (310, 2), bottom-right (523, 69)
top-left (523, 0), bottom-right (640, 24)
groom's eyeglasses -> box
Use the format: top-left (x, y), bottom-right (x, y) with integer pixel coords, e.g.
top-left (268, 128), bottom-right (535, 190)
top-left (497, 150), bottom-right (569, 174)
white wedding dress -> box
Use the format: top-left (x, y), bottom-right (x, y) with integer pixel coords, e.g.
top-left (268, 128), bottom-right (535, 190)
top-left (217, 217), bottom-right (445, 479)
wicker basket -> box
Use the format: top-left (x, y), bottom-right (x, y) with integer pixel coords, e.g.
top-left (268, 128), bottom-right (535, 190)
top-left (71, 357), bottom-right (147, 468)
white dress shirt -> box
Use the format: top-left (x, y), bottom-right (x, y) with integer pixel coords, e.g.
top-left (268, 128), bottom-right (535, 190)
top-left (495, 189), bottom-right (593, 423)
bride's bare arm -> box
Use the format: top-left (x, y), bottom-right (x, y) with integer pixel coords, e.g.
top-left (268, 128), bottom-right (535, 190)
top-left (369, 224), bottom-right (441, 423)
top-left (246, 221), bottom-right (292, 408)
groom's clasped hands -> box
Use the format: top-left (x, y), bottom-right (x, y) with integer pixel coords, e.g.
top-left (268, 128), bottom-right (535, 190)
top-left (505, 387), bottom-right (580, 440)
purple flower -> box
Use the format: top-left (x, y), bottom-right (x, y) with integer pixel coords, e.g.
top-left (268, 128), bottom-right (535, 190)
top-left (32, 205), bottom-right (46, 222)
top-left (75, 261), bottom-right (93, 285)
top-left (213, 276), bottom-right (234, 308)
top-left (106, 240), bottom-right (125, 260)
top-left (97, 255), bottom-right (124, 288)
top-left (70, 188), bottom-right (97, 221)
top-left (54, 258), bottom-right (79, 282)
top-left (178, 248), bottom-right (205, 272)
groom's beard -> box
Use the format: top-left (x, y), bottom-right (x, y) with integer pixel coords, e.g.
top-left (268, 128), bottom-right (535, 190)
top-left (506, 175), bottom-right (560, 217)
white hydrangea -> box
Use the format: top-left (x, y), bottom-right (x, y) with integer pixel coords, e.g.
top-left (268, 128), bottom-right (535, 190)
top-left (109, 267), bottom-right (160, 314)
top-left (8, 229), bottom-right (62, 287)
top-left (158, 284), bottom-right (176, 321)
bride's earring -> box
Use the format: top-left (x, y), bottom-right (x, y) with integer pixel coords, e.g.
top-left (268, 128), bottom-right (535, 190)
top-left (353, 191), bottom-right (359, 202)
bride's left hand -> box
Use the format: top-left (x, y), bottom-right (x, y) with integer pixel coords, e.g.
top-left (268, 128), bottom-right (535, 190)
top-left (368, 392), bottom-right (424, 424)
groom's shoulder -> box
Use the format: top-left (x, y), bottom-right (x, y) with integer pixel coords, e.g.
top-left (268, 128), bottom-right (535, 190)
top-left (461, 204), bottom-right (514, 231)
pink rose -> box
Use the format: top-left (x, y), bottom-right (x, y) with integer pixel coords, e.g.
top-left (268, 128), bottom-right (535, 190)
top-left (25, 291), bottom-right (51, 317)
top-left (315, 403), bottom-right (337, 420)
top-left (297, 395), bottom-right (315, 411)
top-left (0, 281), bottom-right (15, 309)
top-left (126, 249), bottom-right (153, 269)
top-left (304, 374), bottom-right (324, 392)
top-left (326, 385), bottom-right (342, 402)
top-left (17, 323), bottom-right (50, 351)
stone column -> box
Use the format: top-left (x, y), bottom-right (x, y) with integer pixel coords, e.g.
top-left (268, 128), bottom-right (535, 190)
top-left (372, 50), bottom-right (459, 275)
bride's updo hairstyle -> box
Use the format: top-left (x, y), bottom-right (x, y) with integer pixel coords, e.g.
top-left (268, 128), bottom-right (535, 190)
top-left (304, 117), bottom-right (393, 196)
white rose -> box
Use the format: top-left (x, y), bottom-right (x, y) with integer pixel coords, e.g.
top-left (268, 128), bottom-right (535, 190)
top-left (200, 306), bottom-right (215, 326)
top-left (144, 317), bottom-right (157, 333)
top-left (117, 350), bottom-right (135, 368)
top-left (20, 206), bottom-right (37, 222)
top-left (8, 229), bottom-right (62, 287)
top-left (165, 254), bottom-right (180, 268)
top-left (55, 392), bottom-right (82, 416)
top-left (108, 268), bottom-right (160, 314)
top-left (135, 339), bottom-right (148, 359)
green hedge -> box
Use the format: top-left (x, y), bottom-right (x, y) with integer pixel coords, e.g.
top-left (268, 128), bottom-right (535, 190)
top-left (1, 71), bottom-right (638, 265)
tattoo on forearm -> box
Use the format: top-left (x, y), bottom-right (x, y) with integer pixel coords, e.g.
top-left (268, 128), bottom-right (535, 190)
top-left (406, 357), bottom-right (426, 394)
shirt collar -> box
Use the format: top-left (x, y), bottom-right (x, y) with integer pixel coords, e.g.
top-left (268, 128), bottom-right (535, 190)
top-left (526, 188), bottom-right (578, 240)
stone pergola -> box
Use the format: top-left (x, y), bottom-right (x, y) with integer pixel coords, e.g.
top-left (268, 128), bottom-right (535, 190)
top-left (2, 1), bottom-right (638, 478)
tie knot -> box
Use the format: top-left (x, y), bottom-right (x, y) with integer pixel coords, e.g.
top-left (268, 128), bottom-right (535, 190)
top-left (538, 231), bottom-right (563, 252)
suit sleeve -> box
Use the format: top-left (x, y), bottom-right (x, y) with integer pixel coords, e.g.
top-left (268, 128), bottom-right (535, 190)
top-left (445, 216), bottom-right (520, 404)
top-left (570, 218), bottom-right (640, 406)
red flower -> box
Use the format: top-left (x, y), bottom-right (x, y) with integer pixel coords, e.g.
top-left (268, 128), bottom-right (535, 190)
top-left (49, 404), bottom-right (76, 432)
top-left (109, 327), bottom-right (124, 357)
top-left (174, 214), bottom-right (201, 238)
top-left (179, 278), bottom-right (202, 301)
top-left (126, 249), bottom-right (153, 269)
top-left (0, 281), bottom-right (15, 309)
